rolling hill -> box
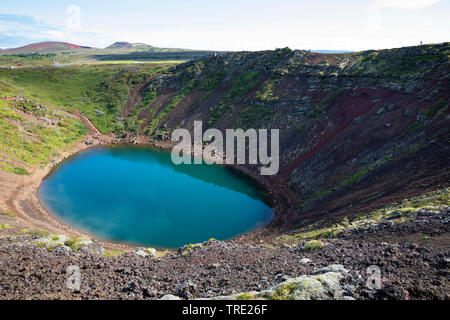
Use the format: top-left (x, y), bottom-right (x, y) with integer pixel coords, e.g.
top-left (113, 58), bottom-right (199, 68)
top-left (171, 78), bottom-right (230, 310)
top-left (105, 42), bottom-right (155, 50)
top-left (0, 41), bottom-right (214, 64)
top-left (0, 41), bottom-right (93, 54)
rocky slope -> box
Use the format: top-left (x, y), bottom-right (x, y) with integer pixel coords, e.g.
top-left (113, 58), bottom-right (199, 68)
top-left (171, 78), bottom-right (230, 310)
top-left (0, 189), bottom-right (448, 300)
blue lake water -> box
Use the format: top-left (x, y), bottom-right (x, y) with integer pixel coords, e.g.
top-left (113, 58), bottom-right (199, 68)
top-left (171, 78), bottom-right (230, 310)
top-left (38, 145), bottom-right (274, 248)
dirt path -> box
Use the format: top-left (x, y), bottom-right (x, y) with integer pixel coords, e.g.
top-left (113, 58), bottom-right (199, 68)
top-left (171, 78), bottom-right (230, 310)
top-left (121, 74), bottom-right (161, 119)
top-left (75, 109), bottom-right (101, 136)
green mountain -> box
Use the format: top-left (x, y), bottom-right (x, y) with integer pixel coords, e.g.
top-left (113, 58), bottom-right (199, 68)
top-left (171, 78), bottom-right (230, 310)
top-left (105, 42), bottom-right (155, 50)
top-left (0, 41), bottom-right (93, 54)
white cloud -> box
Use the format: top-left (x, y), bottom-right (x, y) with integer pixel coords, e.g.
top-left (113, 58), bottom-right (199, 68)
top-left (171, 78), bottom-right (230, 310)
top-left (366, 0), bottom-right (442, 34)
top-left (421, 21), bottom-right (433, 27)
top-left (42, 30), bottom-right (66, 38)
top-left (366, 5), bottom-right (383, 31)
top-left (374, 0), bottom-right (442, 9)
top-left (0, 14), bottom-right (113, 49)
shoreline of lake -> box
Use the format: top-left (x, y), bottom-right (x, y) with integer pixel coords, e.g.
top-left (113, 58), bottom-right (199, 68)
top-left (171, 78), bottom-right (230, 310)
top-left (0, 120), bottom-right (296, 250)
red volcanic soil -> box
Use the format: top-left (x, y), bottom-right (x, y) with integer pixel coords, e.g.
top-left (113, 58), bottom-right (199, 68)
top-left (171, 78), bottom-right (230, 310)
top-left (0, 41), bottom-right (93, 54)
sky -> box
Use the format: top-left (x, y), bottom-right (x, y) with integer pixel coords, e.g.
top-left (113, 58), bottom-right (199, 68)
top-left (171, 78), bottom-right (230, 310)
top-left (0, 0), bottom-right (448, 51)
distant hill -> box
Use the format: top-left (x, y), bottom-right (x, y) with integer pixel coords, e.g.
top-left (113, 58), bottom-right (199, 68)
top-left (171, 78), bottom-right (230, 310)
top-left (0, 41), bottom-right (353, 56)
top-left (0, 40), bottom-right (215, 63)
top-left (105, 42), bottom-right (155, 50)
top-left (104, 41), bottom-right (199, 53)
top-left (98, 41), bottom-right (215, 61)
top-left (0, 42), bottom-right (93, 54)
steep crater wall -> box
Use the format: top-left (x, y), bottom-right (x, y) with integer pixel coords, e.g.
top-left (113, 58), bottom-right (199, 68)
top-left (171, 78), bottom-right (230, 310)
top-left (122, 43), bottom-right (449, 230)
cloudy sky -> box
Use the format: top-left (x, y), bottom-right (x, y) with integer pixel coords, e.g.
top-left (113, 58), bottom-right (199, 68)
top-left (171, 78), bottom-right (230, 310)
top-left (0, 0), bottom-right (448, 51)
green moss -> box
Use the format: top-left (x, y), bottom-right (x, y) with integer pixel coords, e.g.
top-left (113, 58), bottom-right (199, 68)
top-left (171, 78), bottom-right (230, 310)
top-left (293, 228), bottom-right (342, 240)
top-left (228, 71), bottom-right (260, 100)
top-left (207, 102), bottom-right (228, 127)
top-left (314, 187), bottom-right (331, 198)
top-left (405, 121), bottom-right (425, 135)
top-left (103, 249), bottom-right (124, 257)
top-left (64, 238), bottom-right (81, 251)
top-left (236, 293), bottom-right (254, 300)
top-left (207, 71), bottom-right (261, 127)
top-left (303, 240), bottom-right (325, 250)
top-left (307, 93), bottom-right (334, 120)
top-left (7, 167), bottom-right (29, 175)
top-left (239, 105), bottom-right (275, 128)
top-left (180, 242), bottom-right (203, 255)
top-left (271, 282), bottom-right (297, 300)
top-left (338, 168), bottom-right (369, 188)
top-left (0, 224), bottom-right (15, 230)
top-left (199, 70), bottom-right (226, 102)
top-left (423, 100), bottom-right (447, 118)
top-left (255, 76), bottom-right (281, 102)
top-left (295, 124), bottom-right (305, 135)
top-left (186, 243), bottom-right (202, 249)
top-left (29, 229), bottom-right (51, 237)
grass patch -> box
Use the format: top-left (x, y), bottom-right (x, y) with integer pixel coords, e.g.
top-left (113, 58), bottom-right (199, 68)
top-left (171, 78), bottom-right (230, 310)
top-left (10, 167), bottom-right (29, 175)
top-left (405, 121), bottom-right (425, 135)
top-left (307, 93), bottom-right (335, 120)
top-left (147, 78), bottom-right (199, 136)
top-left (337, 168), bottom-right (369, 189)
top-left (239, 105), bottom-right (275, 128)
top-left (271, 282), bottom-right (297, 300)
top-left (228, 71), bottom-right (260, 100)
top-left (64, 238), bottom-right (81, 251)
top-left (0, 53), bottom-right (56, 67)
top-left (423, 100), bottom-right (447, 118)
top-left (0, 224), bottom-right (15, 230)
top-left (0, 111), bottom-right (87, 171)
top-left (236, 293), bottom-right (254, 300)
top-left (103, 249), bottom-right (124, 257)
top-left (29, 229), bottom-right (51, 237)
top-left (208, 71), bottom-right (261, 127)
top-left (303, 240), bottom-right (325, 250)
top-left (255, 76), bottom-right (281, 102)
top-left (0, 64), bottom-right (164, 134)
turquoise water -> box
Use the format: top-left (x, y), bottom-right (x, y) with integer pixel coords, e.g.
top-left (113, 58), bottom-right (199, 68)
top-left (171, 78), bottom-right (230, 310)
top-left (38, 146), bottom-right (274, 248)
